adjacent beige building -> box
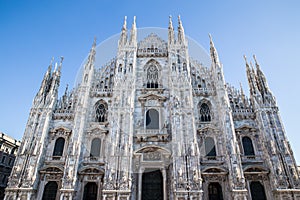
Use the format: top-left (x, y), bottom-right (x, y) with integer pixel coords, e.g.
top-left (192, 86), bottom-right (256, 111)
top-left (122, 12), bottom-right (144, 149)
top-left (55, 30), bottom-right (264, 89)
top-left (0, 133), bottom-right (20, 199)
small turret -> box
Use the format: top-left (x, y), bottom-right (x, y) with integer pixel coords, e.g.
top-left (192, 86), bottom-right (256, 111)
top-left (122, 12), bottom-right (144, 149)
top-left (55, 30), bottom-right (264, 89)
top-left (244, 55), bottom-right (259, 96)
top-left (129, 16), bottom-right (137, 46)
top-left (37, 58), bottom-right (53, 97)
top-left (85, 37), bottom-right (96, 71)
top-left (177, 15), bottom-right (186, 45)
top-left (50, 56), bottom-right (63, 94)
top-left (209, 34), bottom-right (220, 65)
top-left (253, 55), bottom-right (269, 96)
top-left (168, 15), bottom-right (175, 45)
top-left (119, 16), bottom-right (128, 47)
top-left (239, 82), bottom-right (247, 105)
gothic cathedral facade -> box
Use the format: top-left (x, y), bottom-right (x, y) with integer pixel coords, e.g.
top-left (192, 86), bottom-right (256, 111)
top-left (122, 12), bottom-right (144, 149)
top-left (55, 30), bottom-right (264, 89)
top-left (4, 16), bottom-right (300, 200)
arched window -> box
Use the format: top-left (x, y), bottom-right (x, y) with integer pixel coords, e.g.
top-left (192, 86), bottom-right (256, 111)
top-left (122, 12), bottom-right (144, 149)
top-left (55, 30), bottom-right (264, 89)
top-left (95, 100), bottom-right (107, 122)
top-left (83, 182), bottom-right (98, 200)
top-left (242, 136), bottom-right (255, 156)
top-left (183, 63), bottom-right (187, 71)
top-left (205, 137), bottom-right (216, 157)
top-left (145, 109), bottom-right (159, 129)
top-left (90, 138), bottom-right (101, 157)
top-left (42, 181), bottom-right (58, 200)
top-left (146, 64), bottom-right (159, 88)
top-left (200, 103), bottom-right (211, 122)
top-left (250, 181), bottom-right (267, 200)
top-left (53, 137), bottom-right (65, 157)
top-left (208, 182), bottom-right (223, 200)
top-left (118, 64), bottom-right (122, 72)
top-left (172, 63), bottom-right (176, 71)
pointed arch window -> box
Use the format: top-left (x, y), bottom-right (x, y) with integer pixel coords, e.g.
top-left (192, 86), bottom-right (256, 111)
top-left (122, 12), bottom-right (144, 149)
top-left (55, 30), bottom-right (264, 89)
top-left (90, 138), bottom-right (101, 158)
top-left (205, 137), bottom-right (216, 157)
top-left (250, 181), bottom-right (267, 200)
top-left (208, 182), bottom-right (223, 200)
top-left (95, 100), bottom-right (108, 122)
top-left (42, 181), bottom-right (58, 200)
top-left (242, 136), bottom-right (255, 156)
top-left (200, 103), bottom-right (211, 122)
top-left (146, 64), bottom-right (159, 88)
top-left (53, 137), bottom-right (65, 157)
top-left (145, 109), bottom-right (159, 129)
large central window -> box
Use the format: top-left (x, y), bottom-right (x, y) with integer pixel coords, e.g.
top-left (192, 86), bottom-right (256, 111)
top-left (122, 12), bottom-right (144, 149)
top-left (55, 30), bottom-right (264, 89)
top-left (144, 59), bottom-right (161, 89)
top-left (146, 64), bottom-right (159, 88)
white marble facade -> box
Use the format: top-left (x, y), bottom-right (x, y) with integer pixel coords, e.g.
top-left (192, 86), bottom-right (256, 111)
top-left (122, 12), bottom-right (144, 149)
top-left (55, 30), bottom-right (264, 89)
top-left (4, 16), bottom-right (300, 200)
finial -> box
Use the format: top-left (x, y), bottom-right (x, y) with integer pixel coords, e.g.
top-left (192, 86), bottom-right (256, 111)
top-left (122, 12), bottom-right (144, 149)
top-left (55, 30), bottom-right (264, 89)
top-left (208, 34), bottom-right (216, 49)
top-left (133, 16), bottom-right (136, 25)
top-left (250, 61), bottom-right (255, 71)
top-left (239, 82), bottom-right (244, 92)
top-left (208, 33), bottom-right (214, 44)
top-left (243, 55), bottom-right (247, 63)
top-left (64, 84), bottom-right (69, 95)
top-left (93, 37), bottom-right (97, 46)
top-left (50, 57), bottom-right (54, 66)
top-left (169, 15), bottom-right (173, 26)
top-left (178, 15), bottom-right (182, 25)
top-left (123, 16), bottom-right (127, 30)
top-left (54, 62), bottom-right (58, 72)
top-left (60, 56), bottom-right (64, 65)
top-left (253, 54), bottom-right (259, 67)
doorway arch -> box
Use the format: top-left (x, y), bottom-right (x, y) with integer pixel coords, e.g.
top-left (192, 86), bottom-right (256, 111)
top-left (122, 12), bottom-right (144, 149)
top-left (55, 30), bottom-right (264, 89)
top-left (142, 169), bottom-right (163, 200)
top-left (42, 181), bottom-right (58, 200)
top-left (83, 182), bottom-right (98, 200)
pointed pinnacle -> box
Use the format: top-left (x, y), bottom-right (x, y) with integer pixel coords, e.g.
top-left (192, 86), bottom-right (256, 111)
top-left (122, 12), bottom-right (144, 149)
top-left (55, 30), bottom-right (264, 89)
top-left (64, 84), bottom-right (69, 95)
top-left (243, 55), bottom-right (248, 63)
top-left (208, 33), bottom-right (214, 45)
top-left (123, 16), bottom-right (127, 30)
top-left (250, 61), bottom-right (255, 71)
top-left (60, 56), bottom-right (64, 65)
top-left (253, 54), bottom-right (260, 68)
top-left (93, 37), bottom-right (97, 47)
top-left (240, 82), bottom-right (244, 93)
top-left (178, 15), bottom-right (181, 24)
top-left (50, 57), bottom-right (54, 66)
top-left (169, 15), bottom-right (173, 27)
top-left (133, 16), bottom-right (136, 26)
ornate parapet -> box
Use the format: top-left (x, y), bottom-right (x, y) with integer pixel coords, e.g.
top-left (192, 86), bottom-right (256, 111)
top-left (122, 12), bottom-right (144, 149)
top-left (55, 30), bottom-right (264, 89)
top-left (192, 87), bottom-right (215, 96)
top-left (102, 190), bottom-right (131, 200)
top-left (52, 109), bottom-right (74, 120)
top-left (135, 128), bottom-right (170, 143)
top-left (90, 88), bottom-right (113, 97)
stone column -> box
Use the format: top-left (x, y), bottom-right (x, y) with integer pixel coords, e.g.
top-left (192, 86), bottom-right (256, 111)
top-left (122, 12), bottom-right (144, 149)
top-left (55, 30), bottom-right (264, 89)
top-left (161, 168), bottom-right (167, 200)
top-left (138, 168), bottom-right (144, 200)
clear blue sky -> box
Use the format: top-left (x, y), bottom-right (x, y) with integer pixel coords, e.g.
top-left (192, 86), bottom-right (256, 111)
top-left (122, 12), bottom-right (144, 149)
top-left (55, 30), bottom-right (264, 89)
top-left (1, 1), bottom-right (300, 162)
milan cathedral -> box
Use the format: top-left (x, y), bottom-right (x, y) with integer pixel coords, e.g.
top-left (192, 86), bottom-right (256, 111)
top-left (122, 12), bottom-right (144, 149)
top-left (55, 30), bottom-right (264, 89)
top-left (4, 16), bottom-right (300, 200)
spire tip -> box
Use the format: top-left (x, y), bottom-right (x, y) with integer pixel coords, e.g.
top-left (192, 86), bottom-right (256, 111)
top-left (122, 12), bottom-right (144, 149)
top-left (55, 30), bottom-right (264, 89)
top-left (243, 55), bottom-right (248, 63)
